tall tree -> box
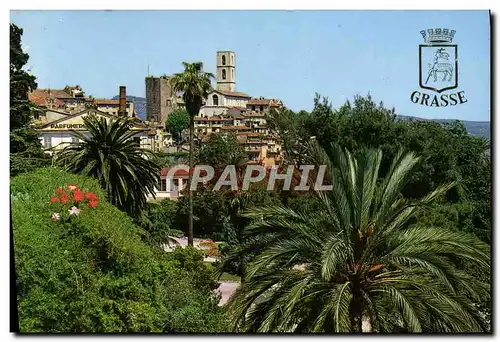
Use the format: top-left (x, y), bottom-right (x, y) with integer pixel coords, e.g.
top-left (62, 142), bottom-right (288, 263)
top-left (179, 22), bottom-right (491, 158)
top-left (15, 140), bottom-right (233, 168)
top-left (165, 108), bottom-right (190, 151)
top-left (222, 142), bottom-right (490, 332)
top-left (56, 115), bottom-right (161, 218)
top-left (10, 23), bottom-right (50, 176)
top-left (171, 62), bottom-right (214, 246)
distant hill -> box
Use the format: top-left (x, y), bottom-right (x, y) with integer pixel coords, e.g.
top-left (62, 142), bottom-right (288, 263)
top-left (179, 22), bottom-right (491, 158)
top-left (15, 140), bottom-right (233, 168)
top-left (112, 95), bottom-right (146, 120)
top-left (116, 95), bottom-right (490, 139)
top-left (397, 115), bottom-right (491, 139)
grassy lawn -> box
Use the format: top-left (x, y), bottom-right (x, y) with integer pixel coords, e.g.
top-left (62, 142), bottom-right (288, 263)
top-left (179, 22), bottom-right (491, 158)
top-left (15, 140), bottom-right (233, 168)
top-left (219, 272), bottom-right (241, 282)
top-left (203, 261), bottom-right (241, 282)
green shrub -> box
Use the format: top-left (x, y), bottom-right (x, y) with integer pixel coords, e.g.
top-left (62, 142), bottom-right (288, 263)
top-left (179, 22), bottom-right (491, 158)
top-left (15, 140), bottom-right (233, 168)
top-left (167, 246), bottom-right (219, 293)
top-left (11, 167), bottom-right (228, 332)
top-left (138, 199), bottom-right (181, 248)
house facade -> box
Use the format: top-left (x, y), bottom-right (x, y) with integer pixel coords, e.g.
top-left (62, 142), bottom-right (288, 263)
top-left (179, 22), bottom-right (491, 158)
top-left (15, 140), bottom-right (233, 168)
top-left (35, 108), bottom-right (151, 154)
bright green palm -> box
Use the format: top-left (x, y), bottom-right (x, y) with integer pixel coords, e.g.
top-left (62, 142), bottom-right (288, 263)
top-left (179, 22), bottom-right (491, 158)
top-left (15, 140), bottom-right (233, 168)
top-left (222, 142), bottom-right (490, 333)
top-left (171, 62), bottom-right (214, 119)
top-left (171, 62), bottom-right (214, 246)
top-left (56, 115), bottom-right (161, 218)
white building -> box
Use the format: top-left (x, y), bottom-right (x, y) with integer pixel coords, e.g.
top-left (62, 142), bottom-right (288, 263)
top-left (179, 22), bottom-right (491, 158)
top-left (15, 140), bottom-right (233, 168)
top-left (35, 108), bottom-right (151, 154)
top-left (150, 167), bottom-right (190, 201)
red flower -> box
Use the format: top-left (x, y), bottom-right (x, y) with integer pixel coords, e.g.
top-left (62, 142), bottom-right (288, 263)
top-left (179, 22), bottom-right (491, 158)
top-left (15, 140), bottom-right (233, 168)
top-left (85, 192), bottom-right (98, 201)
top-left (56, 187), bottom-right (64, 194)
top-left (61, 192), bottom-right (69, 204)
top-left (88, 199), bottom-right (99, 208)
top-left (50, 197), bottom-right (60, 204)
top-left (73, 190), bottom-right (84, 202)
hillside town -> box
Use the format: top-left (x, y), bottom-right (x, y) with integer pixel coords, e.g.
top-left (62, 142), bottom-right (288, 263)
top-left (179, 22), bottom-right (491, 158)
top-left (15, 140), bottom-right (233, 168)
top-left (29, 51), bottom-right (285, 199)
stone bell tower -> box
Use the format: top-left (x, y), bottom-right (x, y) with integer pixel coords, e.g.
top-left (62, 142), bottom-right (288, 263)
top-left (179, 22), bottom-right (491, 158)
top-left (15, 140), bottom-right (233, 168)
top-left (216, 51), bottom-right (236, 92)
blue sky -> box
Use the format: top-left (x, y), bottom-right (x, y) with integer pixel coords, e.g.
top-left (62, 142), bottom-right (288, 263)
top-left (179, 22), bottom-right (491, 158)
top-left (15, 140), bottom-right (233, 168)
top-left (10, 10), bottom-right (490, 121)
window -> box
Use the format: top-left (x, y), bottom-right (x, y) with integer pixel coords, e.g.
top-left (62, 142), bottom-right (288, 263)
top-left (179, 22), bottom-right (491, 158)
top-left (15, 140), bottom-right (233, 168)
top-left (232, 69), bottom-right (234, 79)
top-left (260, 105), bottom-right (264, 112)
top-left (222, 69), bottom-right (226, 80)
top-left (252, 106), bottom-right (256, 111)
top-left (158, 178), bottom-right (167, 192)
top-left (212, 94), bottom-right (219, 106)
top-left (222, 55), bottom-right (226, 65)
top-left (44, 136), bottom-right (52, 148)
top-left (231, 55), bottom-right (234, 64)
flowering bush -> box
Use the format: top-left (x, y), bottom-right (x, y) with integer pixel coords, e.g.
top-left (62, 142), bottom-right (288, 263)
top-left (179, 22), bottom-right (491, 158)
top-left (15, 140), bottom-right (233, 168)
top-left (49, 184), bottom-right (99, 222)
top-left (13, 168), bottom-right (228, 332)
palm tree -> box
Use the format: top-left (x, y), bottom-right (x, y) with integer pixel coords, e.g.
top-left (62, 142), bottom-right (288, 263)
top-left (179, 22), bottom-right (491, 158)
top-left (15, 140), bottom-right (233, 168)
top-left (56, 115), bottom-right (161, 218)
top-left (171, 62), bottom-right (214, 246)
top-left (221, 142), bottom-right (490, 333)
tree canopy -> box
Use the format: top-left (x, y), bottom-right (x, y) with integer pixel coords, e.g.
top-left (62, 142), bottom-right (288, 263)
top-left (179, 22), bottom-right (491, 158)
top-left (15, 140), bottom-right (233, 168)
top-left (10, 23), bottom-right (50, 176)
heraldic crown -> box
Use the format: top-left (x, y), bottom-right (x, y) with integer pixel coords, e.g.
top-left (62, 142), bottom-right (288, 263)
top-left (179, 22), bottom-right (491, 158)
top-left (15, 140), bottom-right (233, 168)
top-left (420, 28), bottom-right (456, 44)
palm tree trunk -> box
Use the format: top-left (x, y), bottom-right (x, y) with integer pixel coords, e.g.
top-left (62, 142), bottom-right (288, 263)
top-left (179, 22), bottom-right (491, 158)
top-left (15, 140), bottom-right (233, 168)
top-left (188, 117), bottom-right (194, 246)
top-left (350, 275), bottom-right (363, 332)
top-left (350, 299), bottom-right (363, 332)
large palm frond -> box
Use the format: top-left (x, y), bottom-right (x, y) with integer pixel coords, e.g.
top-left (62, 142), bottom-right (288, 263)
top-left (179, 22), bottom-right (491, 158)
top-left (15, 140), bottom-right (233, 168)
top-left (221, 142), bottom-right (490, 333)
top-left (56, 115), bottom-right (161, 218)
top-left (171, 62), bottom-right (214, 118)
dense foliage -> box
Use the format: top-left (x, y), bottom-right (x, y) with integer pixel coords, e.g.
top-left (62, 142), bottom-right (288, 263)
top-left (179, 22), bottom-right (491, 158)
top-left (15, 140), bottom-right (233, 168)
top-left (267, 94), bottom-right (491, 244)
top-left (11, 168), bottom-right (227, 332)
top-left (222, 142), bottom-right (490, 332)
top-left (10, 23), bottom-right (50, 176)
top-left (138, 199), bottom-right (182, 248)
top-left (56, 115), bottom-right (161, 218)
top-left (165, 108), bottom-right (190, 147)
top-left (196, 134), bottom-right (247, 173)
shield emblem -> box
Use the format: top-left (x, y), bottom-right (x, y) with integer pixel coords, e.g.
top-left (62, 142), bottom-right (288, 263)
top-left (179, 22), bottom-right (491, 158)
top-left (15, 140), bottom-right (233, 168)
top-left (419, 44), bottom-right (458, 93)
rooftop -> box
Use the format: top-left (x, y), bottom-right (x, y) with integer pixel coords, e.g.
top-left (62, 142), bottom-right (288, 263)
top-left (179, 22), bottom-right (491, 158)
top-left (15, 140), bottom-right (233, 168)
top-left (247, 98), bottom-right (282, 107)
top-left (213, 89), bottom-right (251, 98)
top-left (94, 99), bottom-right (120, 106)
top-left (29, 89), bottom-right (72, 107)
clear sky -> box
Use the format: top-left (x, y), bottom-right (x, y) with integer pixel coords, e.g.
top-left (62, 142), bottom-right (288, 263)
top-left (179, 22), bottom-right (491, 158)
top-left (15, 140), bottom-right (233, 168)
top-left (10, 10), bottom-right (490, 121)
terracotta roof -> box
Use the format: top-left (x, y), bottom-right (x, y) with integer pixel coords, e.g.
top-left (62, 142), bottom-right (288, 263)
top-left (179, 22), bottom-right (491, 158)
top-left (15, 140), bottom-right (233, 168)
top-left (195, 116), bottom-right (233, 122)
top-left (213, 90), bottom-right (251, 98)
top-left (200, 105), bottom-right (230, 109)
top-left (248, 99), bottom-right (271, 106)
top-left (94, 99), bottom-right (119, 105)
top-left (160, 168), bottom-right (207, 178)
top-left (247, 98), bottom-right (282, 107)
top-left (29, 89), bottom-right (72, 107)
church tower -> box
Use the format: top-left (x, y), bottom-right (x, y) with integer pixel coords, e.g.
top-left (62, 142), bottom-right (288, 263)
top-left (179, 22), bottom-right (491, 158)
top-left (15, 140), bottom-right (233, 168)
top-left (216, 51), bottom-right (236, 92)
